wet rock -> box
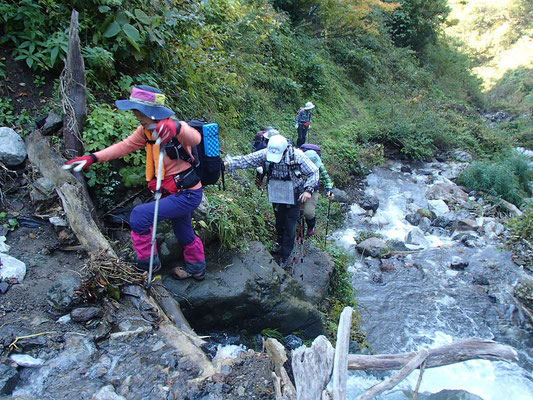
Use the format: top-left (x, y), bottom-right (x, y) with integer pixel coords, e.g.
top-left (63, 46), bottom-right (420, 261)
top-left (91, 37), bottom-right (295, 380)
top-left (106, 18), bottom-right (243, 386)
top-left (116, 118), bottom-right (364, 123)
top-left (450, 257), bottom-right (469, 271)
top-left (400, 164), bottom-right (412, 173)
top-left (405, 213), bottom-right (421, 226)
top-left (91, 385), bottom-right (126, 400)
top-left (417, 389), bottom-right (483, 399)
top-left (388, 240), bottom-right (410, 252)
top-left (331, 188), bottom-right (349, 203)
top-left (40, 110), bottom-right (63, 136)
top-left (454, 218), bottom-right (478, 232)
top-left (0, 253), bottom-right (26, 283)
top-left (380, 259), bottom-right (395, 272)
top-left (360, 194), bottom-right (379, 213)
top-left (405, 227), bottom-right (429, 247)
top-left (0, 281), bottom-right (9, 294)
top-left (418, 217), bottom-right (431, 232)
top-left (432, 213), bottom-right (456, 229)
top-left (163, 241), bottom-right (326, 337)
top-left (70, 306), bottom-right (103, 322)
top-left (0, 127), bottom-right (27, 166)
top-left (284, 334), bottom-right (303, 350)
top-left (356, 237), bottom-right (389, 258)
top-left (0, 236), bottom-right (9, 253)
top-left (428, 199), bottom-right (449, 217)
top-left (46, 273), bottom-right (82, 312)
top-left (426, 182), bottom-right (469, 204)
top-left (472, 275), bottom-right (489, 286)
top-left (0, 364), bottom-right (19, 395)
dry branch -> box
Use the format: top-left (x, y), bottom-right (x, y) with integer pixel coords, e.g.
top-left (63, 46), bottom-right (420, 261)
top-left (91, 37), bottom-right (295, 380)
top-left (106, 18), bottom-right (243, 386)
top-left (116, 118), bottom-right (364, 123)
top-left (348, 338), bottom-right (518, 370)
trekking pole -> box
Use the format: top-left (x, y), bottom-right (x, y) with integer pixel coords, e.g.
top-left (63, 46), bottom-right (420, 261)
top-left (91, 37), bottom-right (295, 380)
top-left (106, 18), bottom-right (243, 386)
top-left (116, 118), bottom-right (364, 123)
top-left (147, 136), bottom-right (165, 290)
top-left (324, 197), bottom-right (332, 247)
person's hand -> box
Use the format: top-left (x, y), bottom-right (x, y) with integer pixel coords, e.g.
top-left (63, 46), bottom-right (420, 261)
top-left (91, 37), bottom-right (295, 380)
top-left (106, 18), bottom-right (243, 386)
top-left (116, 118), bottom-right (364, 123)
top-left (327, 190), bottom-right (335, 200)
top-left (299, 191), bottom-right (312, 203)
top-left (63, 154), bottom-right (97, 171)
top-left (154, 118), bottom-right (179, 145)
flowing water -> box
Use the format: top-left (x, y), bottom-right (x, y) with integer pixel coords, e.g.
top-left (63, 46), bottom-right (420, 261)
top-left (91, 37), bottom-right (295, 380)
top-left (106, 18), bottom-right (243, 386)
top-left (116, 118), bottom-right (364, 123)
top-left (334, 160), bottom-right (533, 399)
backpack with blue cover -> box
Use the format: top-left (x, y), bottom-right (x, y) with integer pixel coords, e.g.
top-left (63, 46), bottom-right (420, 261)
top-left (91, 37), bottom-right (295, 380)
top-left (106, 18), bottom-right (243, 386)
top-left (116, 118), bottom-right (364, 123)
top-left (165, 119), bottom-right (223, 187)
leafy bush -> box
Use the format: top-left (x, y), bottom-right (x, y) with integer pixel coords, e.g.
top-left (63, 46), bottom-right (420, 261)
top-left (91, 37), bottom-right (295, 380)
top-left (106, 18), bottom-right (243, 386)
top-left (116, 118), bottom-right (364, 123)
top-left (457, 150), bottom-right (533, 206)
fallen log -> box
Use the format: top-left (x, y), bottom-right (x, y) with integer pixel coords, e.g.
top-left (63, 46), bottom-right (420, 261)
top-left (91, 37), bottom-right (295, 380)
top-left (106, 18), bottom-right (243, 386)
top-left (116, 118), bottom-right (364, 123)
top-left (25, 130), bottom-right (116, 258)
top-left (348, 338), bottom-right (518, 370)
top-left (355, 349), bottom-right (428, 400)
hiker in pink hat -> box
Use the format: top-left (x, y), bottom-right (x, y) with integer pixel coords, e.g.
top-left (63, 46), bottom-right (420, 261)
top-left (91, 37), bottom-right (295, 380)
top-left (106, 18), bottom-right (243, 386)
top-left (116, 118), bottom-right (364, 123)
top-left (64, 85), bottom-right (206, 281)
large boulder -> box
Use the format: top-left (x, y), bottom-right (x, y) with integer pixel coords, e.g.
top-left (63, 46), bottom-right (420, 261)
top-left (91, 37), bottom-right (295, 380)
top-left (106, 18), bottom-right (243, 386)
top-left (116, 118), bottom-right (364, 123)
top-left (163, 241), bottom-right (329, 337)
top-left (426, 182), bottom-right (469, 205)
top-left (0, 127), bottom-right (27, 166)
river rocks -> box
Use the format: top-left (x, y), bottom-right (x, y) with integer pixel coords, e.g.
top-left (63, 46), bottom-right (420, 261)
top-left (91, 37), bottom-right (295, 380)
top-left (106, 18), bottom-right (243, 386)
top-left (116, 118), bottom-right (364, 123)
top-left (30, 177), bottom-right (57, 204)
top-left (454, 218), bottom-right (478, 232)
top-left (163, 241), bottom-right (327, 337)
top-left (428, 199), bottom-right (450, 217)
top-left (0, 364), bottom-right (19, 395)
top-left (356, 237), bottom-right (388, 258)
top-left (91, 385), bottom-right (126, 400)
top-left (9, 354), bottom-right (45, 368)
top-left (417, 389), bottom-right (483, 400)
top-left (450, 257), bottom-right (469, 271)
top-left (0, 127), bottom-right (27, 167)
top-left (360, 194), bottom-right (379, 213)
top-left (426, 182), bottom-right (469, 204)
top-left (0, 253), bottom-right (26, 283)
top-left (46, 273), bottom-right (82, 312)
top-left (406, 227), bottom-right (429, 247)
top-left (71, 306), bottom-right (104, 322)
top-left (331, 187), bottom-right (349, 203)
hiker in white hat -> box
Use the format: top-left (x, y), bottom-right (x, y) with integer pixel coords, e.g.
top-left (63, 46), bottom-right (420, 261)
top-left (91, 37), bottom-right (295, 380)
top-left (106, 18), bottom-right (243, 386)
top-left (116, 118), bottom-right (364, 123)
top-left (224, 134), bottom-right (318, 269)
top-left (295, 101), bottom-right (315, 147)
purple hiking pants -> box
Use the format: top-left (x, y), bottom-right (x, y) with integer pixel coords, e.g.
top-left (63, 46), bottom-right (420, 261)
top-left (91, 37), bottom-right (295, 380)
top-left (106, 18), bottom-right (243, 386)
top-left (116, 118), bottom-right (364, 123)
top-left (130, 188), bottom-right (206, 275)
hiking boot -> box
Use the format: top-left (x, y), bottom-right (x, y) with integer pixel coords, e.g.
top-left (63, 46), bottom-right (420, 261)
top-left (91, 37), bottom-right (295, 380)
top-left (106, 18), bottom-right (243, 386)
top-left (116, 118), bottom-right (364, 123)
top-left (306, 228), bottom-right (315, 237)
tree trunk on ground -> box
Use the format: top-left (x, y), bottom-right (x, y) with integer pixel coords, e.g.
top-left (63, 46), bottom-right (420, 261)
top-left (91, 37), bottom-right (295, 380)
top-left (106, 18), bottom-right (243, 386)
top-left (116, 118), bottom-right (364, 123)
top-left (25, 130), bottom-right (116, 258)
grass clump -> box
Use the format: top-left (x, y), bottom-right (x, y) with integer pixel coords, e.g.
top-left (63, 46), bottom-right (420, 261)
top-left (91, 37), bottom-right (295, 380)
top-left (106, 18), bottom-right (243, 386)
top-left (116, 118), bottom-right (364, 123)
top-left (456, 149), bottom-right (533, 206)
top-left (320, 246), bottom-right (367, 349)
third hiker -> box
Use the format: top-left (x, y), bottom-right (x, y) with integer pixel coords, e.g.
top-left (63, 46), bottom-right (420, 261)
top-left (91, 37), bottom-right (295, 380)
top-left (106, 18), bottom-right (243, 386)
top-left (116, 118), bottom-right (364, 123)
top-left (295, 101), bottom-right (315, 147)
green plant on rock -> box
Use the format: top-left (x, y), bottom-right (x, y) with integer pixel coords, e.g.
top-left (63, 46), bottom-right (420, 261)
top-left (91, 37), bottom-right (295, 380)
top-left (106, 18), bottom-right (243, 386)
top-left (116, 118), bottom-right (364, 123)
top-left (0, 212), bottom-right (19, 231)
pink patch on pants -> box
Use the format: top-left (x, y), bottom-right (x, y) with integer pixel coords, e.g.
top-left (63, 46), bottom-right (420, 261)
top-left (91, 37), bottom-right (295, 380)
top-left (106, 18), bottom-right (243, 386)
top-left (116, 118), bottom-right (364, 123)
top-left (183, 236), bottom-right (205, 263)
top-left (131, 229), bottom-right (154, 260)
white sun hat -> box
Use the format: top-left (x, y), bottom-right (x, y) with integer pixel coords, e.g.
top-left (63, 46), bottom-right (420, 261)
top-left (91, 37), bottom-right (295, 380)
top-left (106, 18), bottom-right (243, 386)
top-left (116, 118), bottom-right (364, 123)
top-left (264, 128), bottom-right (280, 139)
top-left (304, 101), bottom-right (315, 110)
top-left (266, 135), bottom-right (288, 163)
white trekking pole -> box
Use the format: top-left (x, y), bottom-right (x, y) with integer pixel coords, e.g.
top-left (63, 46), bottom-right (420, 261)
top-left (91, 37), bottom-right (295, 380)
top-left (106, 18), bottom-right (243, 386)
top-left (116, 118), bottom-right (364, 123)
top-left (147, 133), bottom-right (165, 290)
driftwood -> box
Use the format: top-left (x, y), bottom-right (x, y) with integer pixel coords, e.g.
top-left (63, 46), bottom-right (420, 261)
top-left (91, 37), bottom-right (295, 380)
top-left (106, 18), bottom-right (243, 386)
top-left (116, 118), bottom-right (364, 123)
top-left (265, 338), bottom-right (296, 400)
top-left (347, 338), bottom-right (518, 370)
top-left (25, 130), bottom-right (116, 258)
top-left (355, 349), bottom-right (429, 400)
top-left (276, 307), bottom-right (520, 400)
top-left (292, 335), bottom-right (335, 400)
top-left (331, 307), bottom-right (352, 400)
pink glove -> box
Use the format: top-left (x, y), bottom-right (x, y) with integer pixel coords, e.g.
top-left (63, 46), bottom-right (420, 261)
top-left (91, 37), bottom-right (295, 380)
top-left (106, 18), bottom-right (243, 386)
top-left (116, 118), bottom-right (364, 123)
top-left (155, 118), bottom-right (179, 145)
top-left (63, 154), bottom-right (97, 171)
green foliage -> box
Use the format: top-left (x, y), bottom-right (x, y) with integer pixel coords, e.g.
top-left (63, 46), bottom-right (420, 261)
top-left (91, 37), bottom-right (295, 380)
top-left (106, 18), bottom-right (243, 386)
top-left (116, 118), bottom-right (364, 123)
top-left (320, 246), bottom-right (366, 347)
top-left (260, 328), bottom-right (284, 341)
top-left (83, 104), bottom-right (140, 193)
top-left (387, 0), bottom-right (450, 54)
top-left (457, 150), bottom-right (533, 206)
top-left (0, 212), bottom-right (19, 232)
top-left (507, 206), bottom-right (533, 242)
top-left (0, 98), bottom-right (15, 126)
top-left (0, 0), bottom-right (69, 70)
top-left (202, 182), bottom-right (274, 250)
